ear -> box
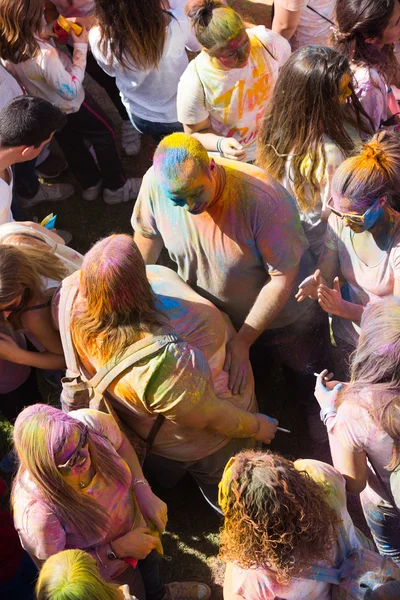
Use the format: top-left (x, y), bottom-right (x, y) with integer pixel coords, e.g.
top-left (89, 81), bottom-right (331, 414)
top-left (364, 36), bottom-right (380, 46)
top-left (21, 146), bottom-right (35, 158)
top-left (209, 158), bottom-right (216, 171)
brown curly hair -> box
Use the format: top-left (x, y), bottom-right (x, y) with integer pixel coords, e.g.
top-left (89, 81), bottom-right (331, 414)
top-left (219, 451), bottom-right (341, 584)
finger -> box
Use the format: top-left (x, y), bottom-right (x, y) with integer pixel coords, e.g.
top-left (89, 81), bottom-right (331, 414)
top-left (318, 288), bottom-right (332, 301)
top-left (223, 348), bottom-right (231, 372)
top-left (232, 367), bottom-right (245, 395)
top-left (151, 515), bottom-right (165, 532)
top-left (228, 362), bottom-right (239, 391)
top-left (317, 283), bottom-right (331, 293)
top-left (333, 277), bottom-right (341, 292)
top-left (314, 268), bottom-right (321, 283)
top-left (228, 139), bottom-right (243, 150)
top-left (238, 367), bottom-right (248, 394)
top-left (324, 372), bottom-right (334, 381)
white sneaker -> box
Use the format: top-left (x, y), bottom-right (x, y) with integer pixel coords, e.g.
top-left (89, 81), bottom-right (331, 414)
top-left (17, 182), bottom-right (74, 208)
top-left (103, 178), bottom-right (142, 205)
top-left (121, 121), bottom-right (141, 156)
top-left (164, 582), bottom-right (211, 600)
top-left (82, 180), bottom-right (102, 202)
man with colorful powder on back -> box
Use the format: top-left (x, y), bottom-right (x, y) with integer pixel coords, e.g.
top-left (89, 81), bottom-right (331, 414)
top-left (131, 132), bottom-right (332, 447)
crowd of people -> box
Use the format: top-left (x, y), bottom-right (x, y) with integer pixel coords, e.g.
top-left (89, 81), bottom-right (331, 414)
top-left (0, 0), bottom-right (400, 598)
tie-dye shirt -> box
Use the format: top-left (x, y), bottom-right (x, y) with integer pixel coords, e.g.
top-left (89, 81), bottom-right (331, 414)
top-left (132, 158), bottom-right (310, 330)
top-left (227, 460), bottom-right (365, 600)
top-left (13, 409), bottom-right (144, 580)
top-left (274, 0), bottom-right (335, 51)
top-left (177, 27), bottom-right (291, 162)
top-left (4, 38), bottom-right (87, 114)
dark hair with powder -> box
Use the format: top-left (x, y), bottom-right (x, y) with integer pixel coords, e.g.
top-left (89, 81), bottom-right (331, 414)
top-left (334, 0), bottom-right (399, 82)
top-left (219, 450), bottom-right (340, 584)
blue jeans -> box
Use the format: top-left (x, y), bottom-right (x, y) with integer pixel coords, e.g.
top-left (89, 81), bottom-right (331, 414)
top-left (129, 114), bottom-right (183, 144)
top-left (361, 495), bottom-right (400, 565)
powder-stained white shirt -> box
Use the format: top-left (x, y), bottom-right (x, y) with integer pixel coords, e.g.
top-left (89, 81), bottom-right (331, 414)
top-left (4, 39), bottom-right (87, 114)
top-left (274, 0), bottom-right (335, 51)
top-left (177, 27), bottom-right (291, 162)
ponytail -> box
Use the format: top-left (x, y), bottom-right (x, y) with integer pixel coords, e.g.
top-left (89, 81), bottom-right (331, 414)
top-left (185, 0), bottom-right (244, 50)
top-left (331, 129), bottom-right (400, 211)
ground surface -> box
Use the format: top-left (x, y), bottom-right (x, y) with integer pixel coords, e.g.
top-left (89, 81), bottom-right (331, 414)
top-left (1, 2), bottom-right (371, 597)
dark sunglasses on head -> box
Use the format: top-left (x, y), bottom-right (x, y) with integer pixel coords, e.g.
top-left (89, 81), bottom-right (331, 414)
top-left (0, 291), bottom-right (26, 317)
top-left (327, 196), bottom-right (381, 224)
top-left (57, 425), bottom-right (89, 471)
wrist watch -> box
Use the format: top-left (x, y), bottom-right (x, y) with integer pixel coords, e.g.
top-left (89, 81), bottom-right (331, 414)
top-left (106, 543), bottom-right (117, 561)
top-left (319, 406), bottom-right (337, 425)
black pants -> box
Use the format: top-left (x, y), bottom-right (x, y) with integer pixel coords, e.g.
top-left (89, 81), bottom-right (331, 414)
top-left (13, 160), bottom-right (40, 203)
top-left (85, 50), bottom-right (129, 121)
top-left (0, 368), bottom-right (41, 422)
top-left (55, 92), bottom-right (126, 191)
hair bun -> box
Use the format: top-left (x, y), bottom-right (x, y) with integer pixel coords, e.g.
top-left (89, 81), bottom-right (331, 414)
top-left (332, 28), bottom-right (353, 43)
top-left (362, 142), bottom-right (388, 168)
top-left (185, 0), bottom-right (222, 27)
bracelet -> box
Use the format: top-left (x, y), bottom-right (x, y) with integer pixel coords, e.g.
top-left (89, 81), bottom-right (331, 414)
top-left (216, 137), bottom-right (225, 157)
top-left (323, 411), bottom-right (337, 426)
top-left (131, 478), bottom-right (150, 490)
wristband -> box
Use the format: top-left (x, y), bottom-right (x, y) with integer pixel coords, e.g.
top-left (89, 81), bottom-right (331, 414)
top-left (216, 137), bottom-right (225, 157)
top-left (320, 406), bottom-right (337, 425)
top-left (131, 478), bottom-right (150, 491)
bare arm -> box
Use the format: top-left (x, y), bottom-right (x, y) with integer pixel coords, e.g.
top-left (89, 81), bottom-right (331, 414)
top-left (184, 117), bottom-right (247, 162)
top-left (176, 385), bottom-right (278, 444)
top-left (225, 266), bottom-right (298, 394)
top-left (272, 4), bottom-right (302, 40)
top-left (133, 232), bottom-right (164, 265)
top-left (326, 418), bottom-right (368, 494)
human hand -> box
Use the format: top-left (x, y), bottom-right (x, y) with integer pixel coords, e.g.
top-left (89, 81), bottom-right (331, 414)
top-left (295, 269), bottom-right (321, 302)
top-left (314, 369), bottom-right (343, 410)
top-left (41, 20), bottom-right (59, 40)
top-left (134, 484), bottom-right (168, 532)
top-left (112, 526), bottom-right (159, 560)
top-left (254, 413), bottom-right (278, 444)
top-left (220, 138), bottom-right (247, 161)
top-left (0, 334), bottom-right (25, 364)
top-left (317, 277), bottom-right (344, 316)
top-left (223, 338), bottom-right (251, 395)
top-left (70, 19), bottom-right (89, 43)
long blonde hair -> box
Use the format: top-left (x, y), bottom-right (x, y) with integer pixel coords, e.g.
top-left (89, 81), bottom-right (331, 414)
top-left (0, 243), bottom-right (68, 327)
top-left (36, 549), bottom-right (120, 600)
top-left (11, 404), bottom-right (130, 541)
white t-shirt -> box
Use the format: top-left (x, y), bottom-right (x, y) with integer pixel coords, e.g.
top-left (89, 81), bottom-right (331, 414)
top-left (3, 39), bottom-right (87, 114)
top-left (177, 27), bottom-right (291, 162)
top-left (89, 7), bottom-right (200, 124)
top-left (274, 0), bottom-right (335, 51)
top-left (0, 167), bottom-right (14, 225)
top-left (0, 65), bottom-right (23, 110)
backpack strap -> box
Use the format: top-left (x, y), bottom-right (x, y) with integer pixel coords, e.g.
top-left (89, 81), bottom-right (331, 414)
top-left (89, 332), bottom-right (179, 395)
top-left (306, 4), bottom-right (335, 26)
top-left (252, 32), bottom-right (276, 62)
top-left (58, 280), bottom-right (81, 376)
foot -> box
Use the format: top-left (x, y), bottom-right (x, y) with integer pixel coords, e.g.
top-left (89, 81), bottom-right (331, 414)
top-left (103, 177), bottom-right (142, 205)
top-left (164, 582), bottom-right (211, 600)
top-left (82, 180), bottom-right (102, 202)
top-left (55, 229), bottom-right (72, 245)
top-left (121, 121), bottom-right (141, 156)
top-left (35, 153), bottom-right (68, 179)
top-left (17, 182), bottom-right (74, 208)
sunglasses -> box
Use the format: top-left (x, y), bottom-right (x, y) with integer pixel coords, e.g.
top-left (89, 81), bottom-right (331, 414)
top-left (0, 291), bottom-right (26, 317)
top-left (57, 426), bottom-right (89, 471)
top-left (327, 196), bottom-right (381, 224)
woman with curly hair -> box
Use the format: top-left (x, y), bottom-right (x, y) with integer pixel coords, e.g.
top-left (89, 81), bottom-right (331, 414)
top-left (334, 0), bottom-right (400, 131)
top-left (219, 451), bottom-right (368, 599)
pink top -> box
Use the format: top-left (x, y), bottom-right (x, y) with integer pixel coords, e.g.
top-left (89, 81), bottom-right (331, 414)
top-left (352, 66), bottom-right (388, 132)
top-left (329, 388), bottom-right (395, 507)
top-left (13, 409), bottom-right (144, 580)
top-left (325, 210), bottom-right (400, 347)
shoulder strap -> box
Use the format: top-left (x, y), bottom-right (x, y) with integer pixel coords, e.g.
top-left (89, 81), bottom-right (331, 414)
top-left (90, 332), bottom-right (179, 395)
top-left (58, 280), bottom-right (81, 375)
top-left (367, 454), bottom-right (400, 518)
top-left (306, 4), bottom-right (335, 26)
top-left (252, 32), bottom-right (276, 62)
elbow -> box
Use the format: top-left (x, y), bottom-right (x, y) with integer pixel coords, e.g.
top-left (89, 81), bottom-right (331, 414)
top-left (344, 476), bottom-right (367, 495)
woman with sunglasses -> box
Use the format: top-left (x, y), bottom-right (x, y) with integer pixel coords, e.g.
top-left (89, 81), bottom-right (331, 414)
top-left (176, 0), bottom-right (291, 163)
top-left (296, 129), bottom-right (400, 358)
top-left (11, 404), bottom-right (210, 600)
top-left (0, 225), bottom-right (81, 421)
